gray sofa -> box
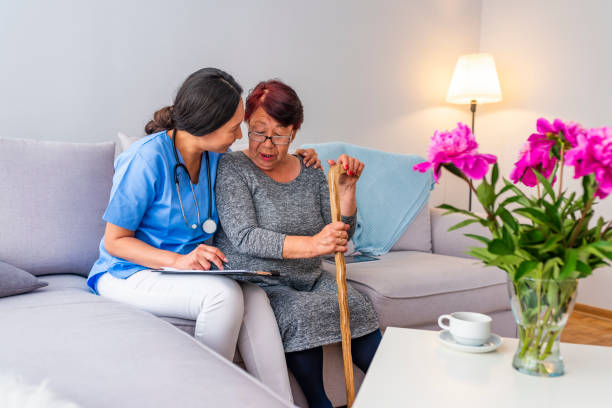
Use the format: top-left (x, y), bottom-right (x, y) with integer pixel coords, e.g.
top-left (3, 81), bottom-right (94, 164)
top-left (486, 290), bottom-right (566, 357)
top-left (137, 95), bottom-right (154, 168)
top-left (0, 138), bottom-right (293, 408)
top-left (0, 137), bottom-right (515, 407)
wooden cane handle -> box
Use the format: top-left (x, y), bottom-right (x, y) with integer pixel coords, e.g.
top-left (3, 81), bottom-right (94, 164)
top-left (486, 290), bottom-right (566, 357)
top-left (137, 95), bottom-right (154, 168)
top-left (328, 163), bottom-right (355, 407)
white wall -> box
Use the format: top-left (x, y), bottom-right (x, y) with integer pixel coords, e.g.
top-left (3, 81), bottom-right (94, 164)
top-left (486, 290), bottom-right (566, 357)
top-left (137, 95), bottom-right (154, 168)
top-left (479, 0), bottom-right (612, 309)
top-left (0, 0), bottom-right (481, 205)
top-left (2, 1), bottom-right (610, 308)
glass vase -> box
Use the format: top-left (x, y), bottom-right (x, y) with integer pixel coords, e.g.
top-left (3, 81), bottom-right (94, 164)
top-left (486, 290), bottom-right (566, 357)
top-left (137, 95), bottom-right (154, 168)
top-left (508, 277), bottom-right (578, 377)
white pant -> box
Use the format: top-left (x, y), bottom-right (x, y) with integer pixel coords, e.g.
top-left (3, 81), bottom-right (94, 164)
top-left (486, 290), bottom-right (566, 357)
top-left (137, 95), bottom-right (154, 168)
top-left (96, 271), bottom-right (292, 402)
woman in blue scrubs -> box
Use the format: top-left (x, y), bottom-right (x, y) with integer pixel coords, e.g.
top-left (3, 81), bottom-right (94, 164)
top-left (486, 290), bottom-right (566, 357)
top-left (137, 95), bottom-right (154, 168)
top-left (87, 67), bottom-right (319, 374)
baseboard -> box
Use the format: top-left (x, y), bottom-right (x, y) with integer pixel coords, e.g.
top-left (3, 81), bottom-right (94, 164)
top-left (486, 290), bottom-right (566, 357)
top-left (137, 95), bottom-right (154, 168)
top-left (574, 303), bottom-right (612, 322)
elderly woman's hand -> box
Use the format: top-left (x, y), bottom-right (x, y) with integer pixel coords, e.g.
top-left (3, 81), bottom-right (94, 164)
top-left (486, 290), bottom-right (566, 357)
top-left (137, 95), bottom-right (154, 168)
top-left (309, 221), bottom-right (350, 256)
top-left (327, 154), bottom-right (364, 188)
top-left (295, 148), bottom-right (322, 169)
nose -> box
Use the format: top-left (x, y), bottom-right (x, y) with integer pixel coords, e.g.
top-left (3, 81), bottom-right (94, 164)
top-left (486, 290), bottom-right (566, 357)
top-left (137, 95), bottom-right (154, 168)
top-left (262, 136), bottom-right (275, 147)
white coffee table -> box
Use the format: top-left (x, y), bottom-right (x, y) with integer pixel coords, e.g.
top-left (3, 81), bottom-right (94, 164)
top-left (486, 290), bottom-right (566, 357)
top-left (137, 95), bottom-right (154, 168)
top-left (353, 327), bottom-right (612, 407)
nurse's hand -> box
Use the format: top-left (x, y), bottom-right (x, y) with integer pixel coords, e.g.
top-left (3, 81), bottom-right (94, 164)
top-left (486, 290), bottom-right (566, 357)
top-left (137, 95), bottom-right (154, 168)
top-left (295, 148), bottom-right (322, 169)
top-left (172, 244), bottom-right (228, 270)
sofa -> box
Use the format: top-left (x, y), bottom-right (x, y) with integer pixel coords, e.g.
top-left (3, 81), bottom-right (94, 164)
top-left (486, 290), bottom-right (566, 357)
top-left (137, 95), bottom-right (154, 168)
top-left (0, 137), bottom-right (515, 407)
top-left (0, 138), bottom-right (293, 408)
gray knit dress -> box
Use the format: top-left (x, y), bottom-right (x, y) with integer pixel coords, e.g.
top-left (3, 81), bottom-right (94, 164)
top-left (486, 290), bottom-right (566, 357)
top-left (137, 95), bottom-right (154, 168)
top-left (213, 151), bottom-right (379, 353)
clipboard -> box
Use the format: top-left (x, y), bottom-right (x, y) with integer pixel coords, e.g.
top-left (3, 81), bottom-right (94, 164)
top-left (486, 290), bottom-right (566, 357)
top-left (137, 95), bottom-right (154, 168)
top-left (150, 267), bottom-right (280, 277)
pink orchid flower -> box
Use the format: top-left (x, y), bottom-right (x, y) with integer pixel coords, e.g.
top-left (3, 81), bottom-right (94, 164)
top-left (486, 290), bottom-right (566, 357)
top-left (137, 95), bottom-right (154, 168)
top-left (565, 126), bottom-right (612, 199)
top-left (413, 123), bottom-right (497, 182)
top-left (537, 118), bottom-right (585, 147)
top-left (510, 133), bottom-right (557, 187)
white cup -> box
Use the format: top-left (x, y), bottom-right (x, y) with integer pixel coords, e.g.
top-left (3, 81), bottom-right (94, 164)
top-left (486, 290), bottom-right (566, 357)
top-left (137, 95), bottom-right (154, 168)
top-left (438, 312), bottom-right (492, 346)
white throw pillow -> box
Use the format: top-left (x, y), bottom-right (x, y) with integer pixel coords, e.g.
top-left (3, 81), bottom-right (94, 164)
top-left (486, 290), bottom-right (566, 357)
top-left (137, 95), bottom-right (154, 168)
top-left (117, 131), bottom-right (142, 153)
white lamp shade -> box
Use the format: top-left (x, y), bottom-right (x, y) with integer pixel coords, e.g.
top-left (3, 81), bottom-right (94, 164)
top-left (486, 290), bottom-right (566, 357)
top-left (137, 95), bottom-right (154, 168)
top-left (446, 53), bottom-right (502, 104)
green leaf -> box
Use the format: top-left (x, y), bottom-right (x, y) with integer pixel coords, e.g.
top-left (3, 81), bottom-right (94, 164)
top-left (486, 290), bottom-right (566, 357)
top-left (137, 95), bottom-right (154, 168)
top-left (543, 257), bottom-right (564, 276)
top-left (442, 163), bottom-right (466, 180)
top-left (595, 217), bottom-right (605, 240)
top-left (501, 225), bottom-right (516, 252)
top-left (448, 219), bottom-right (480, 232)
top-left (515, 261), bottom-right (540, 281)
top-left (491, 163), bottom-right (499, 187)
top-left (561, 191), bottom-right (577, 216)
top-left (498, 208), bottom-right (519, 232)
top-left (587, 245), bottom-right (612, 262)
top-left (468, 247), bottom-right (496, 262)
top-left (488, 239), bottom-right (513, 255)
top-left (502, 180), bottom-right (534, 206)
top-left (464, 233), bottom-right (491, 245)
top-left (488, 254), bottom-right (523, 267)
top-left (498, 195), bottom-right (522, 210)
top-left (476, 181), bottom-right (495, 208)
top-left (437, 204), bottom-right (484, 221)
top-left (575, 260), bottom-right (593, 278)
top-left (559, 249), bottom-right (578, 280)
top-left (538, 235), bottom-right (563, 253)
top-left (522, 229), bottom-right (545, 245)
top-left (514, 207), bottom-right (551, 226)
top-left (542, 200), bottom-right (562, 231)
top-left (582, 174), bottom-right (596, 206)
top-left (546, 280), bottom-right (559, 308)
top-left (592, 241), bottom-right (612, 252)
top-left (533, 169), bottom-right (555, 199)
top-left (495, 184), bottom-right (515, 198)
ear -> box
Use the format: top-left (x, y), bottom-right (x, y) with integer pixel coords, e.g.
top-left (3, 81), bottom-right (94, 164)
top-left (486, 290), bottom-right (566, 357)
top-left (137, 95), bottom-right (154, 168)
top-left (291, 129), bottom-right (298, 142)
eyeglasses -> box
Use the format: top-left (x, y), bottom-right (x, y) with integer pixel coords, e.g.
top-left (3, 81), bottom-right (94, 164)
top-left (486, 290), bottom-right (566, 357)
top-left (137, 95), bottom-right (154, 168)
top-left (248, 130), bottom-right (293, 145)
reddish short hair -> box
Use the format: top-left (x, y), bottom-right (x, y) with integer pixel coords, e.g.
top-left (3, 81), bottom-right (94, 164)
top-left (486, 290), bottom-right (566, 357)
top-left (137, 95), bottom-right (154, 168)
top-left (245, 80), bottom-right (304, 131)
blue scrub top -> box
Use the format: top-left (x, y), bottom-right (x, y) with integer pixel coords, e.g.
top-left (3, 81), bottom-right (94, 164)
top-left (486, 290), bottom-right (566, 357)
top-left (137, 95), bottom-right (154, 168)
top-left (87, 131), bottom-right (221, 294)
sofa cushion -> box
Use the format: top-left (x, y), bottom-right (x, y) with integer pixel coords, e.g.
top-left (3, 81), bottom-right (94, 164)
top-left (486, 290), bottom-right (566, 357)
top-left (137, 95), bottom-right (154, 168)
top-left (322, 251), bottom-right (512, 334)
top-left (389, 204), bottom-right (432, 253)
top-left (0, 288), bottom-right (292, 408)
top-left (0, 261), bottom-right (47, 297)
top-left (0, 138), bottom-right (115, 277)
top-left (38, 273), bottom-right (89, 292)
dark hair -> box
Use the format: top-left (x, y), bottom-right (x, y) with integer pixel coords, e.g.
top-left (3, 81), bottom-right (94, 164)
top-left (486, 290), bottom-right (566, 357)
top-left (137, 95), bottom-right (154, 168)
top-left (245, 80), bottom-right (304, 131)
top-left (145, 67), bottom-right (243, 136)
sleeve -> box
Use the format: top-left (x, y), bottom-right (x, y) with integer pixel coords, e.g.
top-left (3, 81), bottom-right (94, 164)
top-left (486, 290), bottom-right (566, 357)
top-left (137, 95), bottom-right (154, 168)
top-left (103, 152), bottom-right (158, 231)
top-left (215, 156), bottom-right (286, 259)
top-left (318, 171), bottom-right (357, 240)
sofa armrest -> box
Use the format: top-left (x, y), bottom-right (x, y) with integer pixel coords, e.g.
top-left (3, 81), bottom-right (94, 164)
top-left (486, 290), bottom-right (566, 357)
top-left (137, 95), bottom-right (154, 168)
top-left (430, 207), bottom-right (491, 259)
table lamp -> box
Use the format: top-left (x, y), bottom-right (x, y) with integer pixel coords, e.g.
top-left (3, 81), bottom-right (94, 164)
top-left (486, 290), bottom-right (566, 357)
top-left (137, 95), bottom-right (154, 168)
top-left (446, 53), bottom-right (502, 210)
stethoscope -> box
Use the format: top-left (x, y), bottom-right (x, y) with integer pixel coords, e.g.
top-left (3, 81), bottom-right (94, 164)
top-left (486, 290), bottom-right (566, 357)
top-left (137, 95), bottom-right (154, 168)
top-left (171, 129), bottom-right (217, 234)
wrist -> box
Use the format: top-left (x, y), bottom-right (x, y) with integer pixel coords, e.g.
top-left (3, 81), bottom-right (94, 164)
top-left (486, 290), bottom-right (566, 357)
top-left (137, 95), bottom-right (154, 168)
top-left (165, 252), bottom-right (181, 268)
top-left (306, 236), bottom-right (320, 258)
top-left (338, 184), bottom-right (356, 194)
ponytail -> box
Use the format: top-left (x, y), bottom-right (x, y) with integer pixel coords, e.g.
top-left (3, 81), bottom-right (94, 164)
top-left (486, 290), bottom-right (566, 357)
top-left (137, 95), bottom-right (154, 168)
top-left (144, 106), bottom-right (175, 134)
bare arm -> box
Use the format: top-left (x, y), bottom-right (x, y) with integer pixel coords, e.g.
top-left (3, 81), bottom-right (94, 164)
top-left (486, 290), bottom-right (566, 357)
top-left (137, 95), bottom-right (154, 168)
top-left (104, 222), bottom-right (227, 270)
top-left (282, 222), bottom-right (350, 258)
top-left (328, 155), bottom-right (363, 217)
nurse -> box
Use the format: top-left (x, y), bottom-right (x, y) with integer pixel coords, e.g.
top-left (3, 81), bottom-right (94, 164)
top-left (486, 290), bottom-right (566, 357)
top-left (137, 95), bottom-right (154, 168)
top-left (87, 67), bottom-right (319, 369)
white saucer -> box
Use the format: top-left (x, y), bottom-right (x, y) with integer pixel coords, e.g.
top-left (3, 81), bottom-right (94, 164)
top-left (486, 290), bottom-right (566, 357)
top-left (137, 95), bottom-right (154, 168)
top-left (438, 330), bottom-right (502, 353)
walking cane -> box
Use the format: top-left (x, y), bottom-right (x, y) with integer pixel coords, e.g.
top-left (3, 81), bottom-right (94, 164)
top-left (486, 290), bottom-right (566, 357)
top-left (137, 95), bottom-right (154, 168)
top-left (328, 163), bottom-right (356, 407)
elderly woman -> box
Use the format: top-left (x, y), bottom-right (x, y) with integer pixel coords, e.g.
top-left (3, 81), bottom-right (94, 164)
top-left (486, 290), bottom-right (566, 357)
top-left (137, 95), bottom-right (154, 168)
top-left (214, 80), bottom-right (381, 408)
